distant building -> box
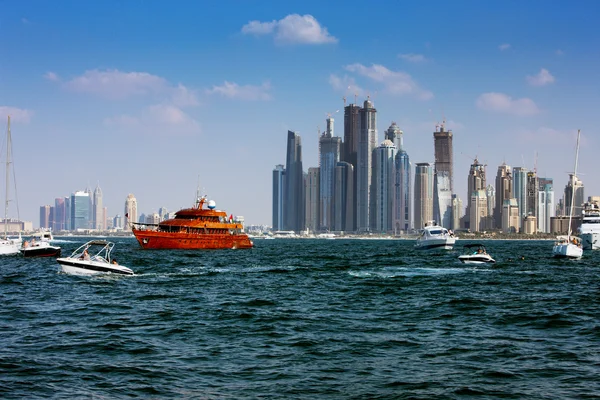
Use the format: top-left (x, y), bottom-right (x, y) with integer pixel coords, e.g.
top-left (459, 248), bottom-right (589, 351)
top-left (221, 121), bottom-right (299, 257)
top-left (451, 194), bottom-right (463, 231)
top-left (356, 99), bottom-right (377, 231)
top-left (537, 178), bottom-right (554, 233)
top-left (71, 191), bottom-right (91, 230)
top-left (124, 194), bottom-right (138, 231)
top-left (371, 140), bottom-right (396, 233)
top-left (513, 167), bottom-right (528, 231)
top-left (523, 215), bottom-right (537, 234)
top-left (564, 174), bottom-right (584, 216)
top-left (334, 162), bottom-right (354, 232)
top-left (465, 158), bottom-right (486, 230)
top-left (502, 198), bottom-right (519, 233)
top-left (470, 189), bottom-right (488, 232)
top-left (388, 123), bottom-right (412, 233)
top-left (93, 183), bottom-right (103, 230)
top-left (433, 122), bottom-right (454, 193)
top-left (305, 167), bottom-right (320, 233)
top-left (53, 197), bottom-right (66, 231)
top-left (342, 102), bottom-right (361, 230)
top-left (414, 163), bottom-right (434, 229)
top-left (319, 116), bottom-right (342, 231)
top-left (284, 130), bottom-right (305, 232)
top-left (39, 205), bottom-right (51, 229)
top-left (272, 164), bottom-right (285, 231)
top-left (495, 163), bottom-right (512, 229)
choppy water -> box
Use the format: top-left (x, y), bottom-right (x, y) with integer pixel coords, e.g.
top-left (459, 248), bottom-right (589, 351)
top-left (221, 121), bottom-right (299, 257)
top-left (1, 237), bottom-right (599, 399)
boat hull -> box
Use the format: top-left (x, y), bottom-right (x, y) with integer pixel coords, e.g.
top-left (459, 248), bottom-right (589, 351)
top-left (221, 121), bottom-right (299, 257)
top-left (415, 238), bottom-right (456, 250)
top-left (133, 230), bottom-right (254, 250)
top-left (21, 246), bottom-right (61, 258)
top-left (580, 232), bottom-right (600, 250)
top-left (552, 243), bottom-right (583, 259)
top-left (57, 258), bottom-right (134, 276)
top-left (458, 255), bottom-right (495, 264)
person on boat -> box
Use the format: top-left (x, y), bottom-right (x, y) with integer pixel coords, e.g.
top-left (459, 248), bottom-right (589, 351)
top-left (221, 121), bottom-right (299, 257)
top-left (23, 240), bottom-right (29, 248)
top-left (81, 249), bottom-right (90, 261)
top-left (111, 259), bottom-right (118, 265)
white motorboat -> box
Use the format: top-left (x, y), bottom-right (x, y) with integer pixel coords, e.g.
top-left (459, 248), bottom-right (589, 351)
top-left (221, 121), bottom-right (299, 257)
top-left (0, 116), bottom-right (22, 256)
top-left (458, 244), bottom-right (496, 264)
top-left (415, 221), bottom-right (457, 250)
top-left (56, 240), bottom-right (134, 276)
top-left (579, 201), bottom-right (600, 250)
top-left (20, 230), bottom-right (61, 257)
top-left (552, 130), bottom-right (583, 259)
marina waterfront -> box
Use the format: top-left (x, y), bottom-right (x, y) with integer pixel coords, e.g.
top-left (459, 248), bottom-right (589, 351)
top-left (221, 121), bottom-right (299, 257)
top-left (1, 237), bottom-right (599, 398)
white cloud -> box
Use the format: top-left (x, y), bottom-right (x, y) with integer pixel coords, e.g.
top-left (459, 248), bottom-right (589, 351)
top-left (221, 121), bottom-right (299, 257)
top-left (65, 69), bottom-right (168, 99)
top-left (0, 106), bottom-right (33, 123)
top-left (242, 14), bottom-right (337, 45)
top-left (398, 53), bottom-right (428, 63)
top-left (104, 105), bottom-right (200, 135)
top-left (556, 49), bottom-right (565, 56)
top-left (499, 43), bottom-right (511, 51)
top-left (328, 74), bottom-right (363, 97)
top-left (206, 81), bottom-right (271, 101)
top-left (44, 71), bottom-right (59, 82)
top-left (171, 84), bottom-right (200, 107)
top-left (527, 68), bottom-right (555, 86)
top-left (475, 92), bottom-right (540, 116)
top-left (344, 63), bottom-right (433, 100)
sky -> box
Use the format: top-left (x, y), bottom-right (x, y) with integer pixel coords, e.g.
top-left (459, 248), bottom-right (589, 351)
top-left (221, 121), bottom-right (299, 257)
top-left (1, 0), bottom-right (599, 228)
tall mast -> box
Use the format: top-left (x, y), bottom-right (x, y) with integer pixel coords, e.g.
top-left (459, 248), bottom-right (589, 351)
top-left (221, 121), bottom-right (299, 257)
top-left (567, 129), bottom-right (581, 239)
top-left (4, 116), bottom-right (10, 239)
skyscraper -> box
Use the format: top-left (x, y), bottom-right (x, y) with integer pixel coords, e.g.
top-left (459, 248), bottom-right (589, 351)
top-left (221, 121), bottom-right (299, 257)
top-left (334, 161), bottom-right (353, 232)
top-left (414, 163), bottom-right (434, 229)
top-left (564, 174), bottom-right (584, 216)
top-left (512, 167), bottom-right (528, 231)
top-left (470, 189), bottom-right (488, 232)
top-left (526, 171), bottom-right (539, 221)
top-left (494, 163), bottom-right (512, 229)
top-left (93, 182), bottom-right (103, 230)
top-left (53, 197), bottom-right (66, 231)
top-left (391, 124), bottom-right (411, 233)
top-left (433, 123), bottom-right (454, 193)
top-left (371, 140), bottom-right (396, 233)
top-left (284, 130), bottom-right (305, 232)
top-left (319, 116), bottom-right (342, 231)
top-left (538, 178), bottom-right (554, 233)
top-left (356, 99), bottom-right (377, 231)
top-left (40, 205), bottom-right (51, 229)
top-left (342, 103), bottom-right (361, 231)
top-left (124, 193), bottom-right (138, 231)
top-left (71, 191), bottom-right (91, 230)
top-left (465, 158), bottom-right (486, 230)
top-left (272, 164), bottom-right (285, 231)
top-left (305, 167), bottom-right (320, 233)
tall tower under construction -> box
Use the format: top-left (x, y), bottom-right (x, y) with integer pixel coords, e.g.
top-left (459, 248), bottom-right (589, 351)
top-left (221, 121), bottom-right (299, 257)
top-left (433, 122), bottom-right (454, 193)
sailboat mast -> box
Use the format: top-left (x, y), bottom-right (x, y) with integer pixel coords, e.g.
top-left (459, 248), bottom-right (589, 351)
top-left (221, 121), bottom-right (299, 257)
top-left (567, 129), bottom-right (581, 239)
top-left (4, 116), bottom-right (10, 239)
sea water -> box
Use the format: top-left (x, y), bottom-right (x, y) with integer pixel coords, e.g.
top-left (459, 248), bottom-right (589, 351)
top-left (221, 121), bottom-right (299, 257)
top-left (1, 237), bottom-right (599, 398)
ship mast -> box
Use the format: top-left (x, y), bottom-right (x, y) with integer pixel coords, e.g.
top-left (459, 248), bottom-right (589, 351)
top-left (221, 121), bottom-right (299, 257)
top-left (567, 129), bottom-right (581, 240)
top-left (4, 116), bottom-right (11, 239)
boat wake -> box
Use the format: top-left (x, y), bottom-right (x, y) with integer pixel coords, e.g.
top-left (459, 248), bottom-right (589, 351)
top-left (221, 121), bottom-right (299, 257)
top-left (348, 266), bottom-right (492, 278)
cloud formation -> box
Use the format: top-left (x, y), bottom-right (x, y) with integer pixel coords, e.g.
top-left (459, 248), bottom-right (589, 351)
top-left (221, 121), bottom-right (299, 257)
top-left (343, 63), bottom-right (433, 100)
top-left (104, 104), bottom-right (200, 135)
top-left (398, 53), bottom-right (428, 63)
top-left (476, 92), bottom-right (540, 116)
top-left (242, 14), bottom-right (337, 45)
top-left (328, 74), bottom-right (363, 97)
top-left (44, 71), bottom-right (59, 82)
top-left (526, 68), bottom-right (555, 86)
top-left (499, 43), bottom-right (511, 51)
top-left (0, 106), bottom-right (33, 123)
top-left (206, 81), bottom-right (271, 101)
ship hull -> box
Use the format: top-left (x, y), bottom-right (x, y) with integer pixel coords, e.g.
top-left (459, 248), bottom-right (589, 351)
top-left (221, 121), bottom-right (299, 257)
top-left (133, 230), bottom-right (253, 250)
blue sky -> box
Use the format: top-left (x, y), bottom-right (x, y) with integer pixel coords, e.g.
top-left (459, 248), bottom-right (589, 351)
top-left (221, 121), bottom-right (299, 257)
top-left (1, 0), bottom-right (599, 227)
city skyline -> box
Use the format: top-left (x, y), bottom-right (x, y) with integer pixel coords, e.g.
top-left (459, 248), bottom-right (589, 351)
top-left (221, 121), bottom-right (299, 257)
top-left (2, 1), bottom-right (599, 226)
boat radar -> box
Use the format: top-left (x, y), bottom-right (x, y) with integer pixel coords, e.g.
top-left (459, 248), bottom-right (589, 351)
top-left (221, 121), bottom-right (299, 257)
top-left (208, 200), bottom-right (216, 209)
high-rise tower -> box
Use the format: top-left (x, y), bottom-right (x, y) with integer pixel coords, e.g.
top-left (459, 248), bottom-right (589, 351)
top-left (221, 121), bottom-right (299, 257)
top-left (433, 122), bottom-right (454, 193)
top-left (284, 130), bottom-right (305, 232)
top-left (71, 191), bottom-right (91, 230)
top-left (124, 193), bottom-right (138, 231)
top-left (465, 158), bottom-right (486, 230)
top-left (305, 167), bottom-right (320, 233)
top-left (342, 102), bottom-right (362, 231)
top-left (93, 182), bottom-right (103, 230)
top-left (371, 140), bottom-right (396, 232)
top-left (387, 123), bottom-right (412, 233)
top-left (494, 163), bottom-right (512, 229)
top-left (414, 163), bottom-right (434, 229)
top-left (272, 164), bottom-right (285, 231)
top-left (334, 161), bottom-right (353, 232)
top-left (319, 116), bottom-right (342, 231)
top-left (356, 99), bottom-right (377, 231)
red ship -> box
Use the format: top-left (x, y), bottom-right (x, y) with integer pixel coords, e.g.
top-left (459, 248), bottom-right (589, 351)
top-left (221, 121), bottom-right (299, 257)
top-left (131, 196), bottom-right (253, 250)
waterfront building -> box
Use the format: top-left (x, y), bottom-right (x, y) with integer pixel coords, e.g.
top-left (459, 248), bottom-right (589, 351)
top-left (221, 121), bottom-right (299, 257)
top-left (433, 122), bottom-right (454, 193)
top-left (334, 161), bottom-right (354, 232)
top-left (495, 163), bottom-right (513, 229)
top-left (71, 191), bottom-right (91, 230)
top-left (356, 99), bottom-right (377, 231)
top-left (502, 198), bottom-right (519, 233)
top-left (53, 197), bottom-right (66, 231)
top-left (564, 174), bottom-right (584, 216)
top-left (513, 167), bottom-right (528, 231)
top-left (284, 130), bottom-right (305, 232)
top-left (465, 158), bottom-right (486, 230)
top-left (387, 123), bottom-right (412, 233)
top-left (342, 102), bottom-right (361, 231)
top-left (319, 116), bottom-right (342, 231)
top-left (93, 183), bottom-right (103, 230)
top-left (124, 193), bottom-right (138, 231)
top-left (469, 189), bottom-right (488, 232)
top-left (414, 163), bottom-right (434, 229)
top-left (451, 194), bottom-right (463, 231)
top-left (272, 164), bottom-right (285, 231)
top-left (371, 140), bottom-right (396, 233)
top-left (305, 167), bottom-right (320, 233)
top-left (537, 178), bottom-right (554, 233)
top-left (526, 171), bottom-right (539, 226)
top-left (39, 205), bottom-right (51, 229)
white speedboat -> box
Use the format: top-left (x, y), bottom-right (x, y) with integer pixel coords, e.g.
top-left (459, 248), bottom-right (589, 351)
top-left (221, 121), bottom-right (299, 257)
top-left (415, 221), bottom-right (457, 250)
top-left (56, 240), bottom-right (133, 276)
top-left (458, 244), bottom-right (496, 264)
top-left (552, 129), bottom-right (583, 259)
top-left (579, 201), bottom-right (600, 250)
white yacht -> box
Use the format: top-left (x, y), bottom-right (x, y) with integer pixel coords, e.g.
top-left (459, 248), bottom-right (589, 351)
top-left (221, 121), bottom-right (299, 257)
top-left (579, 201), bottom-right (600, 250)
top-left (0, 116), bottom-right (22, 256)
top-left (415, 221), bottom-right (457, 250)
